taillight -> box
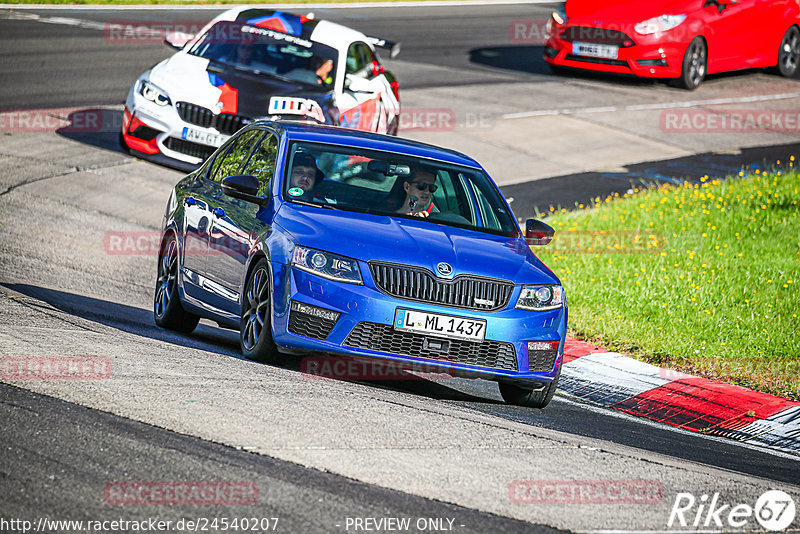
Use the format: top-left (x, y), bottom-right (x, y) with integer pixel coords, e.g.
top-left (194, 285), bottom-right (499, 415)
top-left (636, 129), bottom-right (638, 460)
top-left (390, 80), bottom-right (400, 102)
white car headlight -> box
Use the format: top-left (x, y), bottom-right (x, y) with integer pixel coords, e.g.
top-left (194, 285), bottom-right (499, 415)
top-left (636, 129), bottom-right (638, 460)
top-left (515, 285), bottom-right (565, 311)
top-left (551, 6), bottom-right (568, 26)
top-left (291, 246), bottom-right (363, 284)
top-left (634, 14), bottom-right (687, 35)
top-left (139, 80), bottom-right (171, 106)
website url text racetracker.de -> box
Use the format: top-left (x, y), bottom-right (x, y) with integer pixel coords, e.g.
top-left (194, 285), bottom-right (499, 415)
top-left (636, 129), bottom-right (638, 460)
top-left (0, 517), bottom-right (279, 533)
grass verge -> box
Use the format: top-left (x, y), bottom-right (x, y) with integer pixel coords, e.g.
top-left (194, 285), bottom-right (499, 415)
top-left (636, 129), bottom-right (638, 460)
top-left (537, 162), bottom-right (800, 400)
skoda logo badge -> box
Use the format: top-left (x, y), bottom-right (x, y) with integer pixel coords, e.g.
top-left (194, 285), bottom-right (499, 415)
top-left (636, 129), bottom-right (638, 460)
top-left (436, 262), bottom-right (453, 277)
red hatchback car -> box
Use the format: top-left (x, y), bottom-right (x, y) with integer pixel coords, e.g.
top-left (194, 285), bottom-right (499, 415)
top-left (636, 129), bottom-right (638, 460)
top-left (543, 0), bottom-right (800, 89)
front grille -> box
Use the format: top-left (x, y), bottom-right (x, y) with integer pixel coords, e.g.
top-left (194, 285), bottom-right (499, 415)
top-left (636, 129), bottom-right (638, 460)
top-left (164, 137), bottom-right (216, 160)
top-left (369, 262), bottom-right (513, 312)
top-left (528, 349), bottom-right (558, 373)
top-left (176, 102), bottom-right (251, 135)
top-left (565, 54), bottom-right (629, 67)
top-left (560, 26), bottom-right (635, 46)
top-left (288, 309), bottom-right (337, 340)
top-left (344, 322), bottom-right (518, 371)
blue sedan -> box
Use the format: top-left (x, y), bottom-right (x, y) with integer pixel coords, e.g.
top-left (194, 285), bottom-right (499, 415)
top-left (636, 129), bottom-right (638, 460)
top-left (154, 121), bottom-right (567, 408)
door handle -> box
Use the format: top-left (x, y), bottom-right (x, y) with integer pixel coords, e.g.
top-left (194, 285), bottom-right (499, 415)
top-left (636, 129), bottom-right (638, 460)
top-left (213, 207), bottom-right (225, 218)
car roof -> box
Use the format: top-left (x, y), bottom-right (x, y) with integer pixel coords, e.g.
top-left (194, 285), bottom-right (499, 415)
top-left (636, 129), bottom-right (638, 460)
top-left (211, 6), bottom-right (367, 50)
top-left (260, 121), bottom-right (482, 169)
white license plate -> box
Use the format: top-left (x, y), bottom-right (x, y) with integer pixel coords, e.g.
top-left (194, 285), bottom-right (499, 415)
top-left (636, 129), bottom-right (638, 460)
top-left (394, 309), bottom-right (486, 342)
top-left (181, 127), bottom-right (228, 147)
top-left (572, 41), bottom-right (619, 59)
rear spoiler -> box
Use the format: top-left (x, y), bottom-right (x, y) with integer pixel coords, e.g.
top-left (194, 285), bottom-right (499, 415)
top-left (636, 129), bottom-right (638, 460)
top-left (366, 36), bottom-right (400, 58)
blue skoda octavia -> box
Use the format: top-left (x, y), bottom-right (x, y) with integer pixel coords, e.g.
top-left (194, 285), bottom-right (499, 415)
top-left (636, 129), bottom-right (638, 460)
top-left (155, 121), bottom-right (567, 408)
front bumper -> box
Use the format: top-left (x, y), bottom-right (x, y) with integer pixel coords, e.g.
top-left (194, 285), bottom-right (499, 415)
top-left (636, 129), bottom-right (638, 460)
top-left (544, 27), bottom-right (687, 79)
top-left (122, 84), bottom-right (235, 168)
top-left (271, 263), bottom-right (567, 386)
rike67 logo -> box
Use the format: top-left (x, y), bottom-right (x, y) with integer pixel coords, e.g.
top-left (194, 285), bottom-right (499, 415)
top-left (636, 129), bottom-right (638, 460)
top-left (669, 490), bottom-right (796, 531)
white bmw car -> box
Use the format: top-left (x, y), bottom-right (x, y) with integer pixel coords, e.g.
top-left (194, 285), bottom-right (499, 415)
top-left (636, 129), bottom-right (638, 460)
top-left (121, 7), bottom-right (401, 169)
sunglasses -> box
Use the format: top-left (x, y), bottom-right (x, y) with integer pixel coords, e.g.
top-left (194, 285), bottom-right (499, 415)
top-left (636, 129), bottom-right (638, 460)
top-left (410, 182), bottom-right (438, 193)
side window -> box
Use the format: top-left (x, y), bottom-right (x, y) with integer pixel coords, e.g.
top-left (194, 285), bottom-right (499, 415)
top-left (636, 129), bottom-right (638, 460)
top-left (473, 185), bottom-right (501, 231)
top-left (346, 43), bottom-right (375, 78)
top-left (242, 132), bottom-right (278, 196)
top-left (210, 130), bottom-right (263, 183)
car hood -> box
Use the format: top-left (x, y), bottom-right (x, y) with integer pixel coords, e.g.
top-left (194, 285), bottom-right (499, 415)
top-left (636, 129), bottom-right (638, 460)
top-left (275, 205), bottom-right (559, 285)
top-left (566, 0), bottom-right (700, 24)
top-left (149, 52), bottom-right (331, 119)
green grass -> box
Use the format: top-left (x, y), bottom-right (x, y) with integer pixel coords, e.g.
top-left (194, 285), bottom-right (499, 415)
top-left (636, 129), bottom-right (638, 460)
top-left (537, 162), bottom-right (800, 400)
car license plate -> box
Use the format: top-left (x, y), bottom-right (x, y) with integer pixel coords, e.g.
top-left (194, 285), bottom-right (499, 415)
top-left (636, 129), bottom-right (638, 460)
top-left (181, 127), bottom-right (227, 147)
top-left (572, 41), bottom-right (619, 59)
top-left (394, 309), bottom-right (486, 342)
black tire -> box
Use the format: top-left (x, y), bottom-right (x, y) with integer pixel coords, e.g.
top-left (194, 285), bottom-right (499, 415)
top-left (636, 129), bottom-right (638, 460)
top-left (677, 37), bottom-right (707, 90)
top-left (498, 366), bottom-right (561, 409)
top-left (548, 64), bottom-right (568, 76)
top-left (154, 235), bottom-right (199, 333)
top-left (773, 26), bottom-right (800, 78)
top-left (240, 258), bottom-right (281, 364)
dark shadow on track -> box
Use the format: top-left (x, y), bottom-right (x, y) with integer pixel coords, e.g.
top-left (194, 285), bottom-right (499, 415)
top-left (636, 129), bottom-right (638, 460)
top-left (55, 109), bottom-right (128, 155)
top-left (469, 44), bottom-right (658, 87)
top-left (1, 283), bottom-right (491, 403)
top-left (1, 282), bottom-right (242, 358)
top-left (468, 45), bottom-right (788, 88)
top-left (55, 108), bottom-right (197, 172)
top-left (500, 142), bottom-right (800, 218)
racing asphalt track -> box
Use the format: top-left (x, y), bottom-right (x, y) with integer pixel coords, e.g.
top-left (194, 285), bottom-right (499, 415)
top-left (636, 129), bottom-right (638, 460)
top-left (1, 3), bottom-right (800, 533)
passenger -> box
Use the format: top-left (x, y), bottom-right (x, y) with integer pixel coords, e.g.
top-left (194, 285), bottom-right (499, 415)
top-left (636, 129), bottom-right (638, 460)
top-left (287, 153), bottom-right (324, 199)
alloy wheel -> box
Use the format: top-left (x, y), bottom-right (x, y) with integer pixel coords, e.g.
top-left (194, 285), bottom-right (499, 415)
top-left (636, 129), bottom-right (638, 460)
top-left (242, 266), bottom-right (270, 351)
top-left (155, 239), bottom-right (177, 318)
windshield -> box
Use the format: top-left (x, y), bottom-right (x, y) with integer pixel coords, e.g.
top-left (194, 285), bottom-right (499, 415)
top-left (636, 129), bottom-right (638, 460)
top-left (282, 142), bottom-right (520, 237)
top-left (188, 21), bottom-right (338, 89)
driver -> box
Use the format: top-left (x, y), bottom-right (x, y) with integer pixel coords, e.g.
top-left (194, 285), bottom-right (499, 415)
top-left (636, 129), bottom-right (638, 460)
top-left (397, 166), bottom-right (438, 218)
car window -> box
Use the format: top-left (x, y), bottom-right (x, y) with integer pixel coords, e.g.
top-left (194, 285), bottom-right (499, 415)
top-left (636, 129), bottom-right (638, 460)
top-left (188, 21), bottom-right (338, 88)
top-left (346, 42), bottom-right (375, 78)
top-left (242, 132), bottom-right (279, 196)
top-left (471, 180), bottom-right (503, 231)
top-left (210, 130), bottom-right (263, 183)
top-left (282, 141), bottom-right (519, 237)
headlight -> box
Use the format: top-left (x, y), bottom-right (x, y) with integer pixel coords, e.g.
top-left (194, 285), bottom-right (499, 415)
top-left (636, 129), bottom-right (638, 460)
top-left (634, 14), bottom-right (687, 35)
top-left (515, 285), bottom-right (565, 311)
top-left (291, 246), bottom-right (363, 284)
top-left (139, 80), bottom-right (171, 106)
top-left (552, 6), bottom-right (568, 26)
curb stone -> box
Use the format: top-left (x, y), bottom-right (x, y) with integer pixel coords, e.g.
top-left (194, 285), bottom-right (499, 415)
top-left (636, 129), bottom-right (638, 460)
top-left (560, 338), bottom-right (800, 455)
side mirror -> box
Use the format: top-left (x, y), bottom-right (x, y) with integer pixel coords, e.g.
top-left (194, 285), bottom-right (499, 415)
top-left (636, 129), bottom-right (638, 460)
top-left (344, 74), bottom-right (374, 93)
top-left (221, 175), bottom-right (267, 205)
top-left (524, 218), bottom-right (555, 246)
top-left (164, 32), bottom-right (194, 50)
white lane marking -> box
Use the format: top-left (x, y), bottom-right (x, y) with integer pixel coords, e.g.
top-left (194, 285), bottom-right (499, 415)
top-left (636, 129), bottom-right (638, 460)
top-left (1, 0), bottom-right (559, 10)
top-left (503, 92), bottom-right (800, 119)
top-left (2, 11), bottom-right (107, 31)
